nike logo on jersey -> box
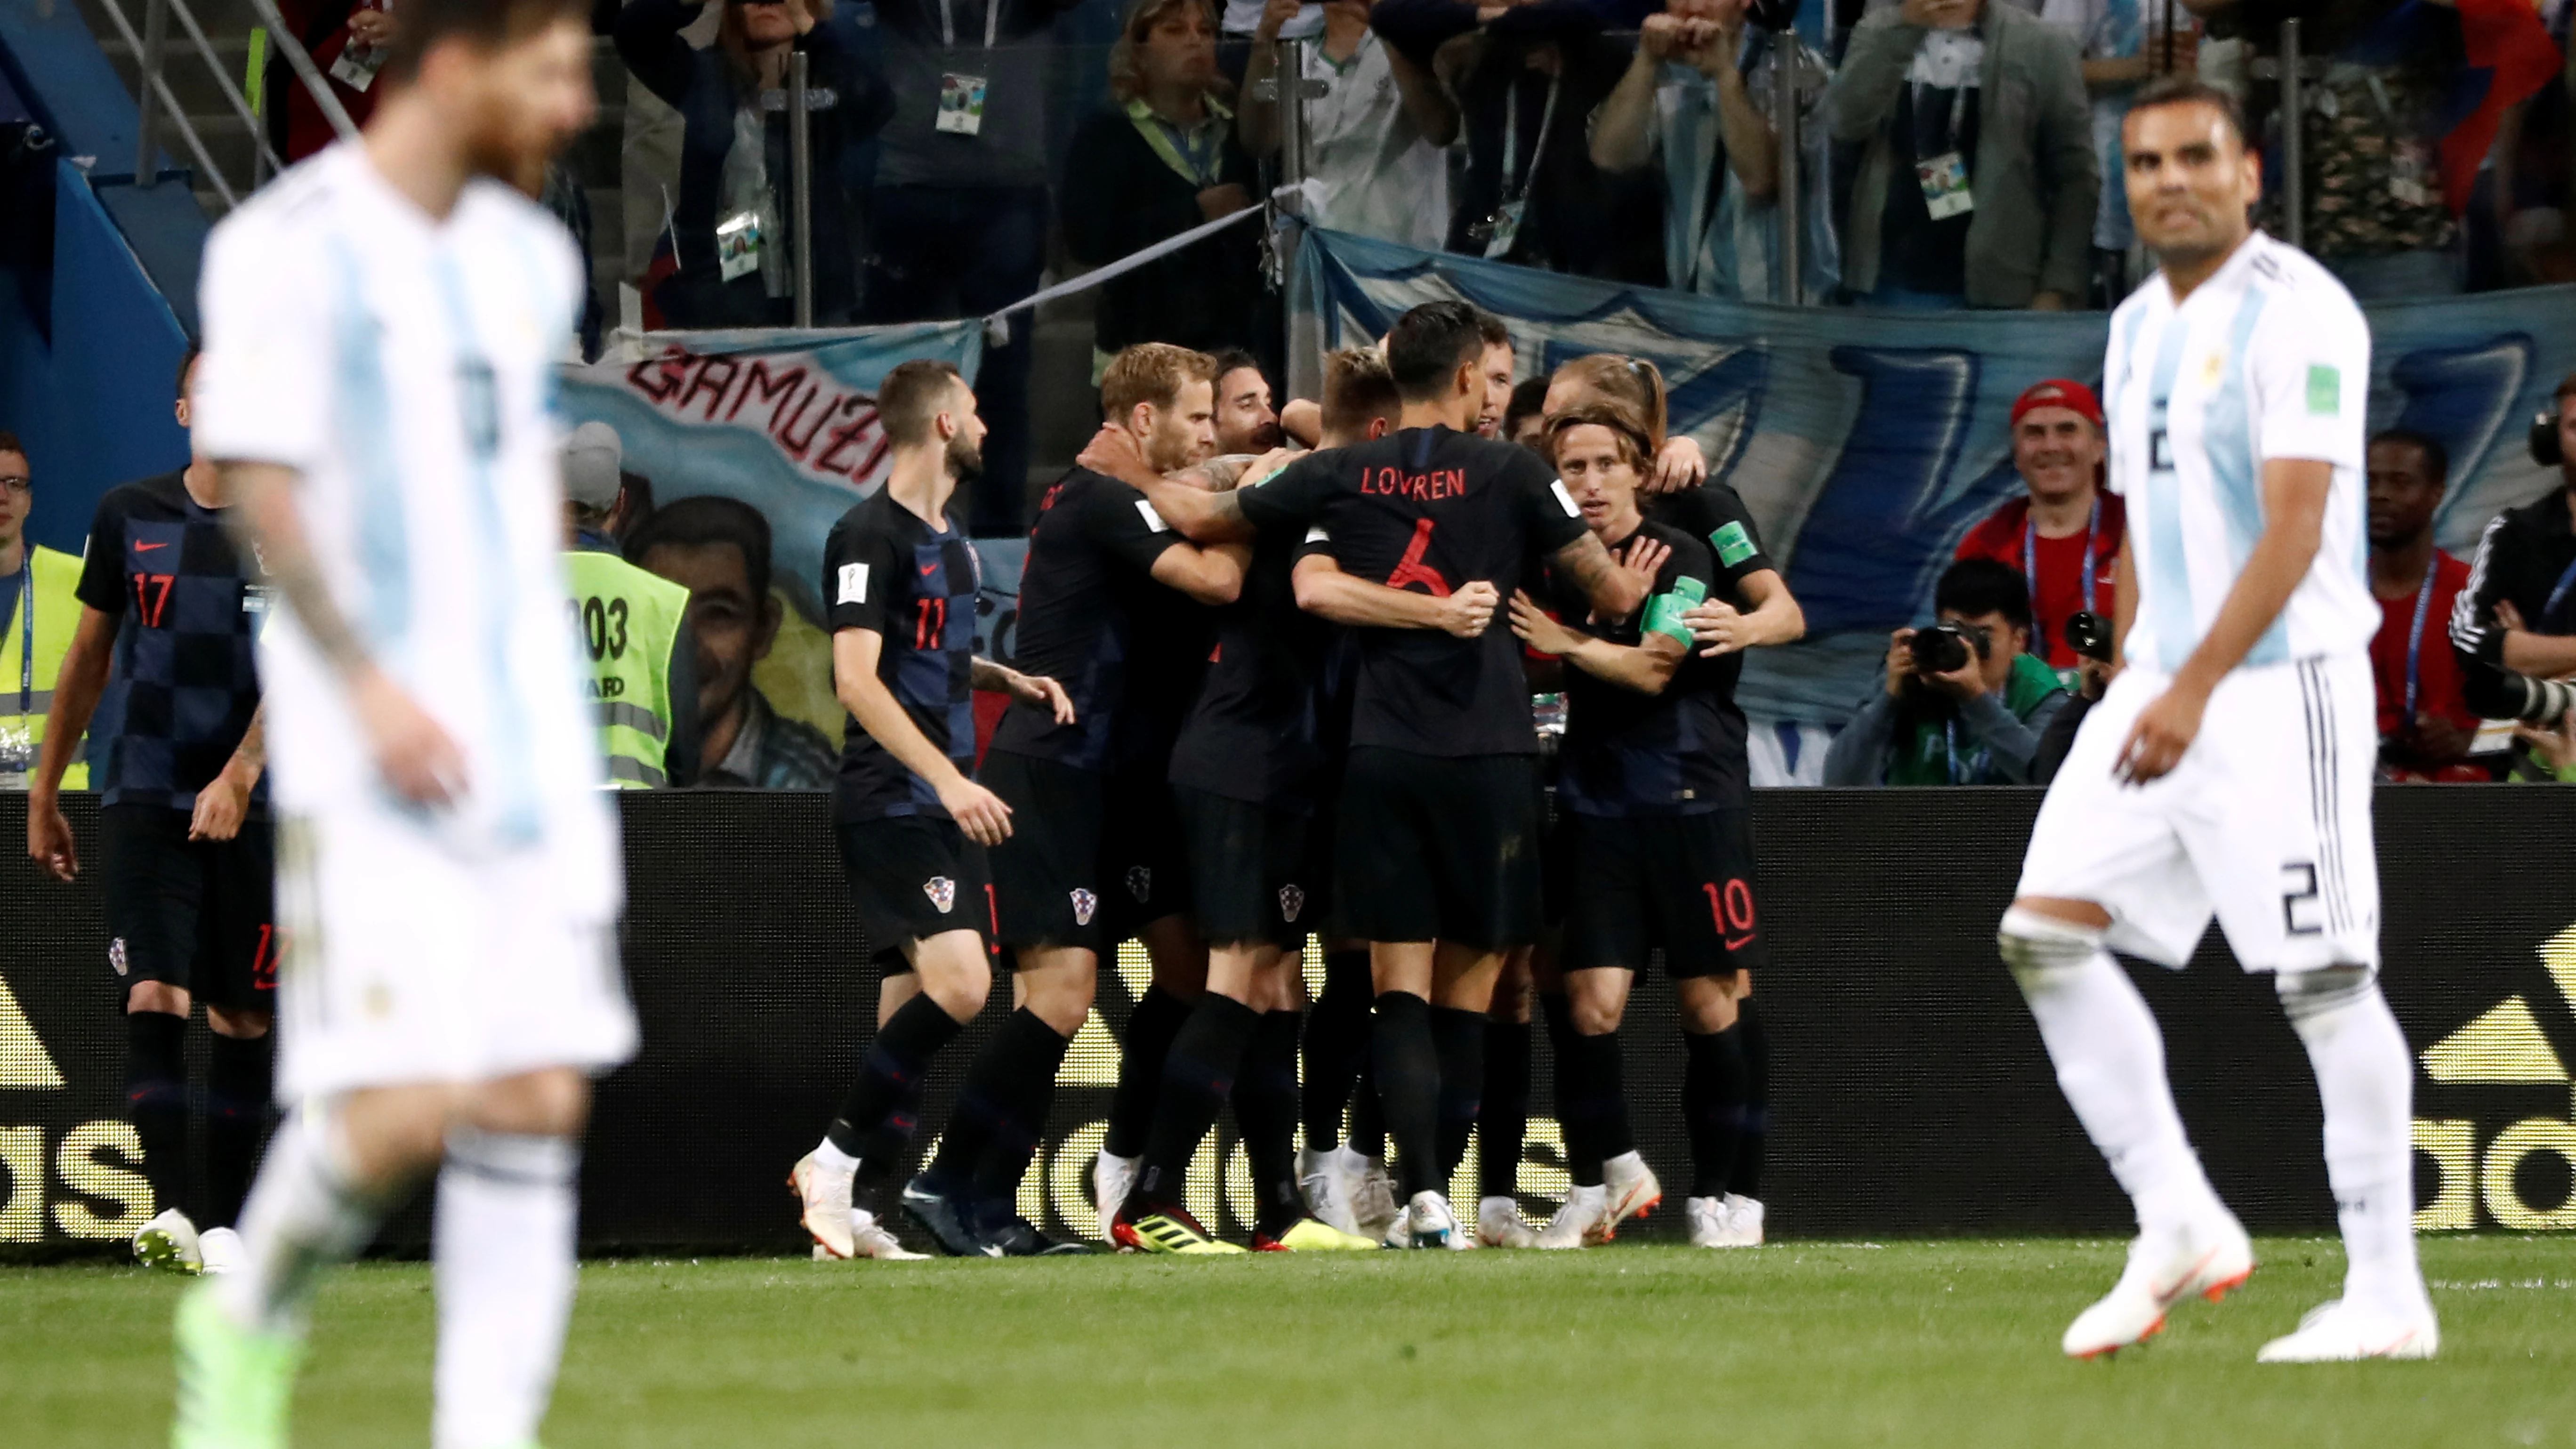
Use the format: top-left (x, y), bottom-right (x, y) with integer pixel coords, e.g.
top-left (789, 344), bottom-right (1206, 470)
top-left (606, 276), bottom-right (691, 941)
top-left (919, 563), bottom-right (938, 575)
top-left (135, 541), bottom-right (169, 551)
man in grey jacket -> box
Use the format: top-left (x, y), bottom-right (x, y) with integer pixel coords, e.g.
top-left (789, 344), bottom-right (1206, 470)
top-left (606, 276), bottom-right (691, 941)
top-left (1824, 0), bottom-right (2096, 309)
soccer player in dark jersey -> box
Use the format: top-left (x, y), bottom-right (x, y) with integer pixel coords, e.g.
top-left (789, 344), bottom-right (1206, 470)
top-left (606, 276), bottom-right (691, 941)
top-left (1115, 301), bottom-right (1645, 1248)
top-left (790, 360), bottom-right (1073, 1262)
top-left (1112, 349), bottom-right (1445, 1254)
top-left (898, 343), bottom-right (1245, 1257)
top-left (1507, 404), bottom-right (1804, 1249)
top-left (26, 352), bottom-right (275, 1278)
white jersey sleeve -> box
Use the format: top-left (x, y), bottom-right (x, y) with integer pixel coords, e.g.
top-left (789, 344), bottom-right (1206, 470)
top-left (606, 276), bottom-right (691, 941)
top-left (194, 198), bottom-right (333, 471)
top-left (2247, 273), bottom-right (2369, 473)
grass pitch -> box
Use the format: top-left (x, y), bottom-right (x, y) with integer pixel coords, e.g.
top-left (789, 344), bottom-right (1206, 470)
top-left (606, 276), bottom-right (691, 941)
top-left (6, 1236), bottom-right (2574, 1448)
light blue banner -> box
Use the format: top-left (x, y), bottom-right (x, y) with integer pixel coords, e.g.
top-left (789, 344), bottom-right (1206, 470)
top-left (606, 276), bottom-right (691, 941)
top-left (1294, 227), bottom-right (2576, 768)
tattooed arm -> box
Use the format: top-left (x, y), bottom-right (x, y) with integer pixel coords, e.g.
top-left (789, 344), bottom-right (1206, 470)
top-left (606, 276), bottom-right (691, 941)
top-left (1552, 530), bottom-right (1648, 621)
top-left (221, 461), bottom-right (467, 805)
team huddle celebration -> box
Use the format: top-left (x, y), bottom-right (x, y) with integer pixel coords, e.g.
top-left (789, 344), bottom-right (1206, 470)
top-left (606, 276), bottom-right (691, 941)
top-left (10, 0), bottom-right (2549, 1436)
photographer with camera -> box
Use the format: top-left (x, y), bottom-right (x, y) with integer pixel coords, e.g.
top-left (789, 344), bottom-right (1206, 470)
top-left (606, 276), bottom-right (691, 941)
top-left (1955, 378), bottom-right (2126, 685)
top-left (2450, 372), bottom-right (2576, 740)
top-left (1825, 557), bottom-right (2071, 785)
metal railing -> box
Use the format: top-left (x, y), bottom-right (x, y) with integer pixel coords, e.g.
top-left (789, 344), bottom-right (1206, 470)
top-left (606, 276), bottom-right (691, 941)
top-left (98, 0), bottom-right (349, 212)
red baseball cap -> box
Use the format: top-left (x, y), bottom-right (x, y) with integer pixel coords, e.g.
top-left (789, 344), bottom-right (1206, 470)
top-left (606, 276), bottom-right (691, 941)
top-left (2010, 378), bottom-right (2105, 430)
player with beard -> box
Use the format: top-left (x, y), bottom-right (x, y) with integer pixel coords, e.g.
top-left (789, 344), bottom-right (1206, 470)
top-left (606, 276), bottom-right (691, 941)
top-left (1107, 349), bottom-right (1469, 1252)
top-left (1507, 405), bottom-right (1803, 1249)
top-left (900, 343), bottom-right (1245, 1257)
top-left (789, 361), bottom-right (1074, 1262)
top-left (1210, 349), bottom-right (1285, 457)
top-left (176, 0), bottom-right (631, 1442)
top-left (1119, 302), bottom-right (1644, 1248)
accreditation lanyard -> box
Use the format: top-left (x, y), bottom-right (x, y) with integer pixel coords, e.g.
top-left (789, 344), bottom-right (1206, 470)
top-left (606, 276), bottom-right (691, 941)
top-left (1941, 716), bottom-right (1971, 784)
top-left (937, 0), bottom-right (1000, 51)
top-left (12, 554), bottom-right (30, 720)
top-left (2402, 562), bottom-right (2437, 721)
top-left (1499, 73), bottom-right (1562, 205)
top-left (1908, 79), bottom-right (1972, 159)
top-left (2022, 498), bottom-right (2101, 617)
top-left (1127, 97), bottom-right (1230, 188)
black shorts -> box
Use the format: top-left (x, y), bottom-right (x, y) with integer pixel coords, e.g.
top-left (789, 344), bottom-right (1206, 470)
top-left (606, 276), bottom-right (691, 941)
top-left (1099, 762), bottom-right (1191, 940)
top-left (1554, 809), bottom-right (1767, 978)
top-left (1334, 748), bottom-right (1542, 952)
top-left (836, 815), bottom-right (994, 968)
top-left (100, 805), bottom-right (278, 1011)
top-left (984, 750), bottom-right (1107, 953)
top-left (1175, 786), bottom-right (1315, 950)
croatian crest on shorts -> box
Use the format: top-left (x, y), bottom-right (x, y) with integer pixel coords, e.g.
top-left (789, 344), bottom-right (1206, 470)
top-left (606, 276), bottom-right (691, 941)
top-left (1071, 889), bottom-right (1098, 926)
top-left (108, 937), bottom-right (128, 977)
top-left (923, 876), bottom-right (956, 914)
top-left (1126, 866), bottom-right (1151, 902)
top-left (1279, 885), bottom-right (1305, 923)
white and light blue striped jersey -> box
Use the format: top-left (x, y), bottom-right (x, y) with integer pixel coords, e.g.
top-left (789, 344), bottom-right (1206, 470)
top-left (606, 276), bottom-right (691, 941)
top-left (2103, 230), bottom-right (2378, 676)
top-left (194, 141), bottom-right (618, 914)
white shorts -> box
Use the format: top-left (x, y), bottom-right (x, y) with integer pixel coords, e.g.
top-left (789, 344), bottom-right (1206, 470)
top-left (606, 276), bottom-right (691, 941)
top-left (272, 806), bottom-right (638, 1098)
top-left (2016, 654), bottom-right (2379, 973)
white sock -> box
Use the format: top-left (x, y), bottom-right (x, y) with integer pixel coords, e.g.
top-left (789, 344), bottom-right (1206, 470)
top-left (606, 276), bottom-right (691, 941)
top-left (2001, 908), bottom-right (2226, 1237)
top-left (218, 1103), bottom-right (387, 1336)
top-left (433, 1127), bottom-right (581, 1449)
top-left (2278, 969), bottom-right (2430, 1319)
top-left (810, 1138), bottom-right (861, 1180)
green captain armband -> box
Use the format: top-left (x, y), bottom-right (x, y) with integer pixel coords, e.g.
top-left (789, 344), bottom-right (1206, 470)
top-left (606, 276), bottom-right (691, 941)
top-left (1642, 576), bottom-right (1705, 645)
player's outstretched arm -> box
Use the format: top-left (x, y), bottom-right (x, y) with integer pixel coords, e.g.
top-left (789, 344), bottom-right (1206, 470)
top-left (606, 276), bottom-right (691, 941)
top-left (1685, 568), bottom-right (1805, 658)
top-left (2117, 458), bottom-right (2330, 784)
top-left (1293, 554), bottom-right (1498, 637)
top-left (1553, 531), bottom-right (1649, 621)
top-left (971, 657), bottom-right (1076, 724)
top-left (221, 460), bottom-right (467, 805)
top-left (1508, 590), bottom-right (1684, 694)
top-left (837, 627), bottom-right (1012, 845)
top-left (25, 604), bottom-right (114, 881)
top-left (1076, 426), bottom-right (1258, 543)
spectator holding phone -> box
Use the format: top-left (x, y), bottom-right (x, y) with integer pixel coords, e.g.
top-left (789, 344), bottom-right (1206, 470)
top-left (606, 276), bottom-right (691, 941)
top-left (1824, 557), bottom-right (2070, 784)
top-left (1953, 378), bottom-right (2125, 682)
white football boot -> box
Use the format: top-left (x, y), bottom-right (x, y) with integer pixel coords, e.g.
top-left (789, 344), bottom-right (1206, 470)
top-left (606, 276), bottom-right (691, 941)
top-left (1350, 1151), bottom-right (1402, 1243)
top-left (2063, 1214), bottom-right (2256, 1359)
top-left (849, 1206), bottom-right (930, 1261)
top-left (1686, 1195), bottom-right (1764, 1248)
top-left (135, 1208), bottom-right (204, 1275)
top-left (1535, 1184), bottom-right (1607, 1250)
top-left (790, 1152), bottom-right (857, 1260)
top-left (1091, 1151), bottom-right (1142, 1242)
top-left (1298, 1147), bottom-right (1363, 1237)
top-left (1405, 1191), bottom-right (1462, 1250)
top-left (194, 1226), bottom-right (245, 1276)
top-left (1477, 1196), bottom-right (1538, 1248)
top-left (1599, 1151), bottom-right (1663, 1243)
top-left (2256, 1299), bottom-right (2439, 1362)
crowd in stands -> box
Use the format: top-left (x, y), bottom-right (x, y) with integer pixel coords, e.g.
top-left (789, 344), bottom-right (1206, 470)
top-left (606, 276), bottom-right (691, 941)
top-left (250, 0), bottom-right (2576, 531)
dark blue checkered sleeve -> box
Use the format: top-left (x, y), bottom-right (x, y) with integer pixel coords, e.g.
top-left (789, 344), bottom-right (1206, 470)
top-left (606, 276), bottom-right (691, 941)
top-left (74, 489), bottom-right (131, 616)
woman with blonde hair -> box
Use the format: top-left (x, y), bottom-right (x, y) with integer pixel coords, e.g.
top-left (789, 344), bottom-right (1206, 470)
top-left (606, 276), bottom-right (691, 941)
top-left (617, 0), bottom-right (892, 327)
top-left (1062, 0), bottom-right (1267, 370)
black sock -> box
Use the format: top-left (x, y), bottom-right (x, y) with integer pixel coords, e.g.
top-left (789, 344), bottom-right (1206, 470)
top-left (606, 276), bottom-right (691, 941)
top-left (203, 1031), bottom-right (273, 1229)
top-left (854, 1076), bottom-right (929, 1193)
top-left (1476, 1019), bottom-right (1531, 1201)
top-left (1683, 1026), bottom-right (1747, 1200)
top-left (924, 1006), bottom-right (1061, 1194)
top-left (1299, 950), bottom-right (1373, 1149)
top-left (1105, 985), bottom-right (1192, 1159)
top-left (826, 993), bottom-right (966, 1160)
top-left (1537, 994), bottom-right (1602, 1188)
top-left (1234, 1011), bottom-right (1305, 1236)
top-left (1370, 992), bottom-right (1440, 1198)
top-left (1349, 1054), bottom-right (1385, 1158)
top-left (126, 1011), bottom-right (188, 1218)
top-left (1136, 994), bottom-right (1260, 1210)
top-left (1429, 1006), bottom-right (1484, 1183)
top-left (971, 1010), bottom-right (1071, 1212)
top-left (1732, 1001), bottom-right (1770, 1199)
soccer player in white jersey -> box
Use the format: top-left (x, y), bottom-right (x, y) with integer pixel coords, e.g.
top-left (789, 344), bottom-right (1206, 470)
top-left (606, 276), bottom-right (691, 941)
top-left (172, 0), bottom-right (630, 1444)
top-left (1998, 76), bottom-right (2437, 1364)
